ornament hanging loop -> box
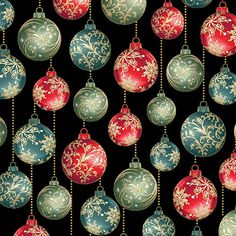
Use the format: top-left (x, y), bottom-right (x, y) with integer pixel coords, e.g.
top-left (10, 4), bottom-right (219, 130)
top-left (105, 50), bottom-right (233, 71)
top-left (28, 214), bottom-right (35, 220)
top-left (10, 161), bottom-right (16, 167)
top-left (132, 156), bottom-right (140, 163)
top-left (182, 44), bottom-right (189, 50)
top-left (31, 113), bottom-right (38, 119)
top-left (87, 19), bottom-right (94, 25)
top-left (132, 37), bottom-right (140, 43)
top-left (0, 43), bottom-right (7, 50)
top-left (120, 233), bottom-right (128, 236)
top-left (96, 185), bottom-right (104, 192)
top-left (36, 7), bottom-right (44, 13)
top-left (80, 127), bottom-right (88, 134)
top-left (219, 0), bottom-right (227, 7)
top-left (191, 226), bottom-right (203, 236)
top-left (191, 164), bottom-right (199, 170)
top-left (48, 66), bottom-right (55, 72)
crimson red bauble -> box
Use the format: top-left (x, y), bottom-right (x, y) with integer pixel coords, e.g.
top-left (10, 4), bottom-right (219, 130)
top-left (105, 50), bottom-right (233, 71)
top-left (108, 104), bottom-right (142, 146)
top-left (151, 1), bottom-right (184, 40)
top-left (61, 128), bottom-right (107, 184)
top-left (173, 165), bottom-right (217, 220)
top-left (33, 68), bottom-right (70, 111)
top-left (200, 2), bottom-right (236, 57)
top-left (113, 39), bottom-right (158, 93)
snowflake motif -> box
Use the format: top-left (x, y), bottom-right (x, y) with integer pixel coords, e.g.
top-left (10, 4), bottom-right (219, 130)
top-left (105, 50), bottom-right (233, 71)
top-left (25, 225), bottom-right (49, 235)
top-left (205, 40), bottom-right (226, 56)
top-left (220, 158), bottom-right (236, 177)
top-left (212, 93), bottom-right (227, 104)
top-left (230, 81), bottom-right (236, 96)
top-left (153, 161), bottom-right (167, 171)
top-left (33, 85), bottom-right (46, 102)
top-left (223, 179), bottom-right (236, 190)
top-left (194, 203), bottom-right (212, 219)
top-left (123, 133), bottom-right (138, 145)
top-left (17, 150), bottom-right (37, 164)
top-left (173, 187), bottom-right (190, 209)
top-left (39, 134), bottom-right (56, 154)
top-left (49, 97), bottom-right (66, 110)
top-left (141, 60), bottom-right (158, 81)
top-left (2, 7), bottom-right (14, 23)
top-left (45, 76), bottom-right (69, 95)
top-left (169, 149), bottom-right (180, 165)
top-left (120, 75), bottom-right (138, 92)
top-left (108, 121), bottom-right (121, 138)
top-left (85, 221), bottom-right (102, 235)
top-left (2, 84), bottom-right (21, 99)
top-left (105, 206), bottom-right (120, 226)
top-left (119, 113), bottom-right (142, 131)
top-left (229, 25), bottom-right (236, 45)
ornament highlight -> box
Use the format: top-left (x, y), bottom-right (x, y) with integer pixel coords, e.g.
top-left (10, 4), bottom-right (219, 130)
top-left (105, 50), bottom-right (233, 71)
top-left (182, 0), bottom-right (212, 8)
top-left (0, 0), bottom-right (14, 31)
top-left (219, 207), bottom-right (236, 236)
top-left (0, 116), bottom-right (7, 146)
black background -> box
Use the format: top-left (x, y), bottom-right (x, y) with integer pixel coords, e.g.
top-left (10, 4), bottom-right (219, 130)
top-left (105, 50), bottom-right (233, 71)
top-left (0, 0), bottom-right (235, 235)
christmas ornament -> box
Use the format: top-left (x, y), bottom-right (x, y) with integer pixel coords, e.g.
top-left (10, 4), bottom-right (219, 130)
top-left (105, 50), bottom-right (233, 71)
top-left (113, 38), bottom-right (158, 93)
top-left (0, 0), bottom-right (14, 31)
top-left (80, 187), bottom-right (120, 235)
top-left (182, 0), bottom-right (212, 8)
top-left (53, 0), bottom-right (90, 20)
top-left (73, 79), bottom-right (108, 122)
top-left (200, 2), bottom-right (236, 57)
top-left (14, 114), bottom-right (56, 165)
top-left (150, 134), bottom-right (180, 172)
top-left (142, 207), bottom-right (176, 236)
top-left (0, 44), bottom-right (26, 99)
top-left (70, 20), bottom-right (111, 71)
top-left (181, 101), bottom-right (226, 157)
top-left (147, 89), bottom-right (176, 126)
top-left (166, 45), bottom-right (204, 92)
top-left (234, 124), bottom-right (236, 138)
top-left (37, 176), bottom-right (71, 220)
top-left (0, 116), bottom-right (7, 146)
top-left (101, 0), bottom-right (146, 25)
top-left (219, 207), bottom-right (236, 236)
top-left (0, 162), bottom-right (32, 209)
top-left (113, 158), bottom-right (157, 211)
top-left (151, 1), bottom-right (184, 40)
top-left (14, 215), bottom-right (49, 236)
top-left (173, 164), bottom-right (218, 220)
top-left (209, 64), bottom-right (236, 105)
top-left (191, 226), bottom-right (203, 236)
top-left (33, 67), bottom-right (70, 111)
top-left (17, 7), bottom-right (61, 61)
top-left (61, 128), bottom-right (107, 184)
top-left (219, 149), bottom-right (236, 191)
top-left (108, 104), bottom-right (142, 146)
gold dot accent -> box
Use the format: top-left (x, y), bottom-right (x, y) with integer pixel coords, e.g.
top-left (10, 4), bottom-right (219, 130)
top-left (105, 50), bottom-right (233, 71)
top-left (202, 47), bottom-right (206, 101)
top-left (11, 98), bottom-right (15, 162)
top-left (30, 165), bottom-right (34, 215)
top-left (157, 170), bottom-right (161, 206)
top-left (184, 5), bottom-right (188, 45)
top-left (52, 111), bottom-right (56, 176)
top-left (134, 21), bottom-right (138, 38)
top-left (159, 39), bottom-right (163, 90)
top-left (123, 90), bottom-right (127, 104)
top-left (70, 181), bottom-right (73, 236)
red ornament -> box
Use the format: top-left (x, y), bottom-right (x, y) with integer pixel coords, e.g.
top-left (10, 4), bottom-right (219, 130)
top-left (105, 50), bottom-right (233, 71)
top-left (53, 0), bottom-right (90, 20)
top-left (113, 38), bottom-right (158, 93)
top-left (200, 2), bottom-right (236, 57)
top-left (151, 1), bottom-right (184, 40)
top-left (33, 68), bottom-right (70, 111)
top-left (173, 165), bottom-right (217, 220)
top-left (219, 149), bottom-right (236, 191)
top-left (61, 128), bottom-right (107, 184)
top-left (14, 215), bottom-right (49, 236)
top-left (108, 104), bottom-right (142, 146)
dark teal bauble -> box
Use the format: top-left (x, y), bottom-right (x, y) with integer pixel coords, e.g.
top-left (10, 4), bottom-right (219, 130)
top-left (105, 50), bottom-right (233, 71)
top-left (209, 64), bottom-right (236, 105)
top-left (166, 45), bottom-right (204, 92)
top-left (181, 0), bottom-right (212, 8)
top-left (101, 0), bottom-right (147, 25)
top-left (80, 187), bottom-right (120, 235)
top-left (37, 177), bottom-right (71, 220)
top-left (0, 116), bottom-right (7, 146)
top-left (147, 89), bottom-right (176, 126)
top-left (0, 0), bottom-right (14, 31)
top-left (143, 207), bottom-right (176, 236)
top-left (14, 114), bottom-right (56, 165)
top-left (0, 162), bottom-right (32, 209)
top-left (181, 101), bottom-right (226, 157)
top-left (73, 80), bottom-right (108, 122)
top-left (0, 44), bottom-right (26, 99)
top-left (17, 7), bottom-right (61, 61)
top-left (113, 158), bottom-right (157, 211)
top-left (150, 134), bottom-right (180, 172)
top-left (219, 208), bottom-right (236, 236)
top-left (69, 20), bottom-right (111, 71)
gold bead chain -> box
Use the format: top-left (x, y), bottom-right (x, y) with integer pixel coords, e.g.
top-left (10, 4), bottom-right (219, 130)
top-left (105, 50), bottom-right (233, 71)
top-left (193, 156), bottom-right (197, 164)
top-left (202, 47), bottom-right (206, 101)
top-left (221, 185), bottom-right (225, 216)
top-left (52, 111), bottom-right (56, 176)
top-left (123, 90), bottom-right (127, 104)
top-left (224, 57), bottom-right (227, 64)
top-left (33, 102), bottom-right (36, 114)
top-left (134, 21), bottom-right (138, 38)
top-left (159, 39), bottom-right (163, 90)
top-left (122, 208), bottom-right (126, 233)
top-left (98, 178), bottom-right (102, 186)
top-left (134, 143), bottom-right (138, 157)
top-left (49, 58), bottom-right (53, 67)
top-left (89, 71), bottom-right (92, 79)
top-left (157, 170), bottom-right (161, 206)
top-left (30, 164), bottom-right (34, 215)
top-left (11, 98), bottom-right (15, 162)
top-left (163, 126), bottom-right (167, 135)
top-left (70, 181), bottom-right (73, 236)
top-left (196, 220), bottom-right (199, 226)
top-left (2, 30), bottom-right (5, 44)
top-left (82, 120), bottom-right (86, 128)
top-left (184, 5), bottom-right (188, 45)
top-left (38, 0), bottom-right (42, 7)
top-left (89, 1), bottom-right (92, 20)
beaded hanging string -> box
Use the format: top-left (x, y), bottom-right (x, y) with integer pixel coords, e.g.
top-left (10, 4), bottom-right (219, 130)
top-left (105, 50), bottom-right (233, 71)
top-left (11, 98), bottom-right (15, 162)
top-left (30, 165), bottom-right (34, 215)
top-left (52, 111), bottom-right (56, 177)
top-left (184, 5), bottom-right (188, 45)
top-left (70, 180), bottom-right (73, 236)
top-left (2, 30), bottom-right (5, 44)
top-left (38, 0), bottom-right (42, 7)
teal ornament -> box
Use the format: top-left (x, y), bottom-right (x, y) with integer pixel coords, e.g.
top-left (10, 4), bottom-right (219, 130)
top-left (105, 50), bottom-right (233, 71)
top-left (147, 89), bottom-right (176, 126)
top-left (0, 0), bottom-right (14, 31)
top-left (150, 134), bottom-right (180, 172)
top-left (69, 20), bottom-right (111, 71)
top-left (14, 114), bottom-right (56, 165)
top-left (0, 162), bottom-right (32, 209)
top-left (101, 0), bottom-right (147, 25)
top-left (219, 207), bottom-right (236, 236)
top-left (166, 45), bottom-right (204, 92)
top-left (0, 44), bottom-right (26, 99)
top-left (191, 226), bottom-right (203, 236)
top-left (209, 64), bottom-right (236, 105)
top-left (37, 177), bottom-right (71, 220)
top-left (80, 187), bottom-right (120, 235)
top-left (142, 207), bottom-right (176, 236)
top-left (181, 101), bottom-right (226, 157)
top-left (0, 116), bottom-right (7, 146)
top-left (113, 158), bottom-right (157, 211)
top-left (181, 0), bottom-right (212, 8)
top-left (17, 7), bottom-right (61, 61)
top-left (73, 79), bottom-right (108, 122)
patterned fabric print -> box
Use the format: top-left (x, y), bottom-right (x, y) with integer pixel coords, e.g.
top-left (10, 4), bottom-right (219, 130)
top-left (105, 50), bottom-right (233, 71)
top-left (219, 209), bottom-right (236, 236)
top-left (0, 0), bottom-right (14, 31)
top-left (182, 0), bottom-right (212, 8)
top-left (14, 224), bottom-right (49, 236)
top-left (0, 117), bottom-right (7, 146)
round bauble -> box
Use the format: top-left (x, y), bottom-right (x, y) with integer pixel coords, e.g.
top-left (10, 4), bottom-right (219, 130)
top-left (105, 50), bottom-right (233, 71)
top-left (61, 128), bottom-right (107, 184)
top-left (14, 114), bottom-right (56, 165)
top-left (17, 7), bottom-right (61, 61)
top-left (219, 207), bottom-right (236, 236)
top-left (101, 0), bottom-right (146, 25)
top-left (108, 105), bottom-right (142, 146)
top-left (0, 116), bottom-right (7, 146)
top-left (0, 162), bottom-right (32, 209)
top-left (113, 158), bottom-right (157, 211)
top-left (151, 1), bottom-right (184, 40)
top-left (73, 79), bottom-right (108, 122)
top-left (80, 187), bottom-right (120, 235)
top-left (181, 101), bottom-right (226, 157)
top-left (70, 20), bottom-right (111, 71)
top-left (182, 0), bottom-right (212, 8)
top-left (0, 0), bottom-right (14, 31)
top-left (234, 124), bottom-right (236, 139)
top-left (166, 45), bottom-right (204, 92)
top-left (173, 165), bottom-right (218, 220)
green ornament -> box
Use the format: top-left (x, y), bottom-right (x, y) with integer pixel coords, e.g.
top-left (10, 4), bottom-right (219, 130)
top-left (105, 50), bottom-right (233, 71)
top-left (0, 116), bottom-right (7, 146)
top-left (219, 207), bottom-right (236, 236)
top-left (166, 45), bottom-right (204, 92)
top-left (17, 7), bottom-right (61, 61)
top-left (147, 89), bottom-right (176, 126)
top-left (73, 79), bottom-right (108, 122)
top-left (113, 158), bottom-right (157, 211)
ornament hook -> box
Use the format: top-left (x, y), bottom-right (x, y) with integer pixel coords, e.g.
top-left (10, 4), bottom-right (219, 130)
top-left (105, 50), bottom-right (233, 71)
top-left (31, 113), bottom-right (38, 119)
top-left (80, 127), bottom-right (88, 134)
top-left (199, 100), bottom-right (208, 107)
top-left (28, 214), bottom-right (35, 220)
top-left (36, 7), bottom-right (44, 13)
top-left (120, 233), bottom-right (128, 236)
top-left (132, 37), bottom-right (140, 43)
top-left (219, 0), bottom-right (227, 7)
top-left (0, 44), bottom-right (7, 50)
top-left (96, 185), bottom-right (104, 191)
top-left (132, 157), bottom-right (140, 163)
top-left (10, 161), bottom-right (16, 167)
top-left (87, 19), bottom-right (94, 25)
top-left (191, 164), bottom-right (199, 170)
top-left (182, 44), bottom-right (189, 49)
